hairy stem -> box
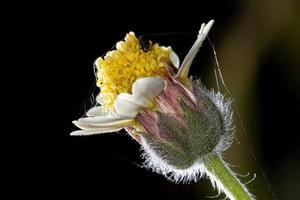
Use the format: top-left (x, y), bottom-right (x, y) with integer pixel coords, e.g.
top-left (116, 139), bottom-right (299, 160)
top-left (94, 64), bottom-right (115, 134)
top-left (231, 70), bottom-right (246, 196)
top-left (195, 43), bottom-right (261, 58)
top-left (204, 154), bottom-right (254, 200)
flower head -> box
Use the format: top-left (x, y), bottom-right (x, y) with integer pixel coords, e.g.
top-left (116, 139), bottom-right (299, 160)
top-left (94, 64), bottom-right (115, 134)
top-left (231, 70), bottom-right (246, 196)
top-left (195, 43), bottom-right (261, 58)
top-left (95, 32), bottom-right (173, 110)
top-left (71, 20), bottom-right (234, 183)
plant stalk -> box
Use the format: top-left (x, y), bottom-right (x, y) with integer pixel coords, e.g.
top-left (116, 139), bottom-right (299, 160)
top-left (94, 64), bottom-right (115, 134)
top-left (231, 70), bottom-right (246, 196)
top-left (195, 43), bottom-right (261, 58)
top-left (204, 154), bottom-right (254, 200)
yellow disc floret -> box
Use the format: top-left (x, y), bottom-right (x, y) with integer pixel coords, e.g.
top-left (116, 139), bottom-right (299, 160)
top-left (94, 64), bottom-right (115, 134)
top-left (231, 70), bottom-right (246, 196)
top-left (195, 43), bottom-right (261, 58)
top-left (95, 32), bottom-right (172, 111)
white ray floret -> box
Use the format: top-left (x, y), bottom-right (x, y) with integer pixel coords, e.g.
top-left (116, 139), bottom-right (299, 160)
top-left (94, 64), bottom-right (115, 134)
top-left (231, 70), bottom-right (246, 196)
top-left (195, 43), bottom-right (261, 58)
top-left (71, 117), bottom-right (134, 135)
top-left (71, 77), bottom-right (166, 136)
top-left (114, 93), bottom-right (146, 118)
top-left (176, 20), bottom-right (214, 82)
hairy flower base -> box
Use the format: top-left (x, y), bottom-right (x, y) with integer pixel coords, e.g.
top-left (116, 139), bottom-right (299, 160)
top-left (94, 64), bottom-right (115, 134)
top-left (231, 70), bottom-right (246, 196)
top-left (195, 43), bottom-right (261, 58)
top-left (141, 136), bottom-right (207, 184)
top-left (142, 144), bottom-right (254, 199)
top-left (138, 81), bottom-right (234, 183)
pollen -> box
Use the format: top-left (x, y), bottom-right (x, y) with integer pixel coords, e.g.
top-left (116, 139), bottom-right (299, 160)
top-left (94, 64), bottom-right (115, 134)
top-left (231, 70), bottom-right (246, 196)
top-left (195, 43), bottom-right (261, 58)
top-left (96, 32), bottom-right (172, 111)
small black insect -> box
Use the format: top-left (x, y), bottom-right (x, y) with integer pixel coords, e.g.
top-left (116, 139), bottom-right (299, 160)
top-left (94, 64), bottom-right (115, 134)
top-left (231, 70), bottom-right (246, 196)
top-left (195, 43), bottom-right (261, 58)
top-left (138, 36), bottom-right (151, 52)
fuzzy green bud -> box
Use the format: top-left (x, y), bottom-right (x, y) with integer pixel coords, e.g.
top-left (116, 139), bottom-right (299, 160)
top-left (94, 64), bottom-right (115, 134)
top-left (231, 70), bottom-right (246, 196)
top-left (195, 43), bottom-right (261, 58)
top-left (136, 78), bottom-right (233, 182)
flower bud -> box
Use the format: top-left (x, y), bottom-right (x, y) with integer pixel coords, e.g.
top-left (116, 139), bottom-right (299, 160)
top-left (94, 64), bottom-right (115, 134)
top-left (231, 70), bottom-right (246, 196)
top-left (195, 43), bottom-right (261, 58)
top-left (136, 78), bottom-right (233, 182)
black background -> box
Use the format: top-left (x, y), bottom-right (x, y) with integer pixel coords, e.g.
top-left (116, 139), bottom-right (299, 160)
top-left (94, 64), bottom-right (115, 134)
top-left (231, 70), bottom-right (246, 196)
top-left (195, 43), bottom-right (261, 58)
top-left (10, 1), bottom-right (300, 199)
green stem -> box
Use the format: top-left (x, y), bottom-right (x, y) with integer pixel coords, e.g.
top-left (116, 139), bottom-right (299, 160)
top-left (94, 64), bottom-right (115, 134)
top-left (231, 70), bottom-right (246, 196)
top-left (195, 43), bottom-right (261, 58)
top-left (204, 154), bottom-right (254, 200)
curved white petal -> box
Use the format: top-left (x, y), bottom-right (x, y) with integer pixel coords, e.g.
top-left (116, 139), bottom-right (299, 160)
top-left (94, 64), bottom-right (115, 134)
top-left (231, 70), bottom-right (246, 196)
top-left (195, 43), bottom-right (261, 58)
top-left (78, 116), bottom-right (134, 127)
top-left (177, 20), bottom-right (214, 82)
top-left (203, 20), bottom-right (214, 35)
top-left (71, 113), bottom-right (135, 136)
top-left (170, 51), bottom-right (180, 69)
top-left (70, 127), bottom-right (122, 136)
top-left (114, 77), bottom-right (165, 118)
top-left (73, 114), bottom-right (134, 128)
top-left (114, 93), bottom-right (144, 118)
top-left (86, 106), bottom-right (105, 117)
top-left (132, 77), bottom-right (165, 105)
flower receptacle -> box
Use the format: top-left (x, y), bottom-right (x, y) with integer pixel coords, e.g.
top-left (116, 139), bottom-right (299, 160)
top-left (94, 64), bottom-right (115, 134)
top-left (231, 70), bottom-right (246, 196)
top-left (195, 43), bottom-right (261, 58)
top-left (139, 82), bottom-right (228, 170)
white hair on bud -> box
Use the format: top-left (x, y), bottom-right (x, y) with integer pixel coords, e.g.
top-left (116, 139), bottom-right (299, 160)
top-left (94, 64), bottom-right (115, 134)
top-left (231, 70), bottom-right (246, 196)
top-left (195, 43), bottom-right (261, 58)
top-left (139, 87), bottom-right (235, 184)
top-left (206, 89), bottom-right (235, 154)
top-left (140, 137), bottom-right (207, 184)
top-left (141, 138), bottom-right (255, 198)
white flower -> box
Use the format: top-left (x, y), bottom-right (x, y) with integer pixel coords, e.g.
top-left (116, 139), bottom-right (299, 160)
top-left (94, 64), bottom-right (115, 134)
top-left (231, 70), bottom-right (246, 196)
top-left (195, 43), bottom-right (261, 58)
top-left (71, 76), bottom-right (166, 136)
top-left (70, 20), bottom-right (257, 200)
top-left (71, 20), bottom-right (215, 136)
top-left (71, 20), bottom-right (234, 183)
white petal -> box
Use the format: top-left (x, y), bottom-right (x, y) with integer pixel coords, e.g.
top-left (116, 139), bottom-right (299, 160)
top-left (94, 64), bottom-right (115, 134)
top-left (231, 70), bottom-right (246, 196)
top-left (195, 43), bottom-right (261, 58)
top-left (203, 20), bottom-right (214, 35)
top-left (177, 20), bottom-right (214, 82)
top-left (78, 116), bottom-right (134, 127)
top-left (114, 77), bottom-right (165, 118)
top-left (114, 93), bottom-right (144, 118)
top-left (86, 106), bottom-right (105, 117)
top-left (170, 51), bottom-right (180, 69)
top-left (72, 116), bottom-right (134, 135)
top-left (70, 128), bottom-right (122, 136)
top-left (132, 77), bottom-right (165, 106)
